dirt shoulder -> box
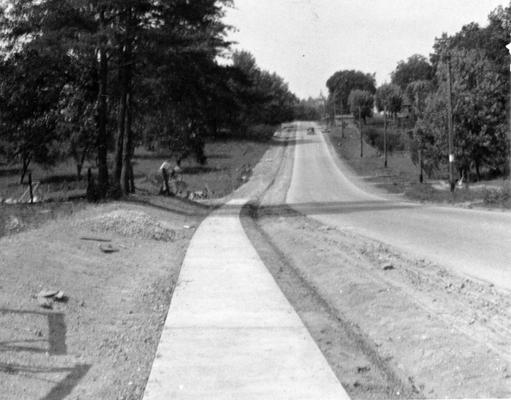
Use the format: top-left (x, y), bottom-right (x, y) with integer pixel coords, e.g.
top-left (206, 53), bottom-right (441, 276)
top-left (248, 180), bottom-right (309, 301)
top-left (246, 204), bottom-right (511, 399)
top-left (0, 198), bottom-right (207, 400)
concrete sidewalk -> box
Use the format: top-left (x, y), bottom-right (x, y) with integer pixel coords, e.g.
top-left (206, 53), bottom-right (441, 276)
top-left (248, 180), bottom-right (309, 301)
top-left (143, 199), bottom-right (350, 399)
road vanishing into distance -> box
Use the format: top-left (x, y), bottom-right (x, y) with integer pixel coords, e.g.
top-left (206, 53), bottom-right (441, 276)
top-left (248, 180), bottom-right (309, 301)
top-left (285, 122), bottom-right (511, 290)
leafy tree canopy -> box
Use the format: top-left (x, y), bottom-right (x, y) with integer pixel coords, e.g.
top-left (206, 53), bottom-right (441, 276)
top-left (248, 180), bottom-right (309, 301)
top-left (326, 69), bottom-right (376, 113)
top-left (348, 89), bottom-right (374, 123)
top-left (375, 83), bottom-right (402, 115)
top-left (391, 54), bottom-right (433, 90)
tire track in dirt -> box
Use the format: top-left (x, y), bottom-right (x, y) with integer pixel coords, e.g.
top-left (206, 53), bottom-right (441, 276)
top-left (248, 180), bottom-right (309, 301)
top-left (239, 124), bottom-right (418, 399)
top-left (241, 203), bottom-right (416, 399)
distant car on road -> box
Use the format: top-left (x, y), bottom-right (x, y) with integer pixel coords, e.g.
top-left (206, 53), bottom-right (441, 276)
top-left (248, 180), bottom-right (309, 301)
top-left (306, 127), bottom-right (315, 135)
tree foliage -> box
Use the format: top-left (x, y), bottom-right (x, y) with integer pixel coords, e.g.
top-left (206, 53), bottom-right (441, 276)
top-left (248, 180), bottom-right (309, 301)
top-left (348, 89), bottom-right (374, 123)
top-left (326, 70), bottom-right (376, 115)
top-left (0, 50), bottom-right (68, 183)
top-left (293, 97), bottom-right (323, 121)
top-left (229, 50), bottom-right (297, 131)
top-left (405, 4), bottom-right (510, 181)
top-left (415, 46), bottom-right (508, 180)
top-left (404, 80), bottom-right (434, 121)
top-left (0, 0), bottom-right (300, 197)
top-left (391, 54), bottom-right (433, 90)
top-left (375, 83), bottom-right (402, 116)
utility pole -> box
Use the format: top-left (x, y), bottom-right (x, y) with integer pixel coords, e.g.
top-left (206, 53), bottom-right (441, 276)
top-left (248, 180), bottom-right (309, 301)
top-left (332, 89), bottom-right (336, 126)
top-left (359, 106), bottom-right (363, 158)
top-left (445, 52), bottom-right (455, 193)
top-left (507, 42), bottom-right (511, 181)
top-left (340, 101), bottom-right (344, 138)
top-left (418, 149), bottom-right (423, 183)
top-left (415, 91), bottom-right (423, 183)
top-left (383, 106), bottom-right (388, 168)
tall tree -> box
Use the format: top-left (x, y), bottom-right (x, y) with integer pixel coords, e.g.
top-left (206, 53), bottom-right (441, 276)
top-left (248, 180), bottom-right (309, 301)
top-left (348, 89), bottom-right (374, 123)
top-left (418, 48), bottom-right (507, 180)
top-left (326, 70), bottom-right (376, 115)
top-left (404, 80), bottom-right (434, 122)
top-left (0, 50), bottom-right (67, 183)
top-left (375, 83), bottom-right (403, 117)
top-left (391, 54), bottom-right (433, 90)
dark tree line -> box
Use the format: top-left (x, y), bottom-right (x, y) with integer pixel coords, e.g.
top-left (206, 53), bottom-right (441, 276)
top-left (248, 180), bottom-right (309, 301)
top-left (0, 0), bottom-right (299, 198)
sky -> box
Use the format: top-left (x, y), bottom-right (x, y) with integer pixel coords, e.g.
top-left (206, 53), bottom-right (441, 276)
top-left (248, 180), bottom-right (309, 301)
top-left (223, 0), bottom-right (508, 99)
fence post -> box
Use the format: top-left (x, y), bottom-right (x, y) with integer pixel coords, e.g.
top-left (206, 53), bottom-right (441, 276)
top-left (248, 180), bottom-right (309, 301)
top-left (28, 173), bottom-right (34, 204)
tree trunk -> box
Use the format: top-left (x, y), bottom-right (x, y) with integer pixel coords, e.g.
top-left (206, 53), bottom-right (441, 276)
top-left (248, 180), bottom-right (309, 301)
top-left (114, 87), bottom-right (126, 191)
top-left (121, 92), bottom-right (132, 194)
top-left (383, 108), bottom-right (388, 168)
top-left (114, 9), bottom-right (127, 190)
top-left (20, 157), bottom-right (30, 185)
top-left (96, 12), bottom-right (109, 198)
top-left (121, 7), bottom-right (133, 195)
top-left (77, 146), bottom-right (89, 181)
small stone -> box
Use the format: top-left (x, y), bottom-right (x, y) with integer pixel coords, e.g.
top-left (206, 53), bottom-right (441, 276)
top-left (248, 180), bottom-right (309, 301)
top-left (38, 289), bottom-right (59, 298)
top-left (54, 291), bottom-right (67, 302)
top-left (381, 262), bottom-right (394, 271)
top-left (99, 243), bottom-right (119, 253)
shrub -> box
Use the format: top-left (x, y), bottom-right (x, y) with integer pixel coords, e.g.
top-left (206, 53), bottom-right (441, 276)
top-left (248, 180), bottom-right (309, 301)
top-left (243, 124), bottom-right (279, 142)
top-left (483, 184), bottom-right (511, 205)
top-left (363, 127), bottom-right (406, 154)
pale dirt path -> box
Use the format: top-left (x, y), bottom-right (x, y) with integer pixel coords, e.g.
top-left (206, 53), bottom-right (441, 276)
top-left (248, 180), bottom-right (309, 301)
top-left (286, 122), bottom-right (511, 290)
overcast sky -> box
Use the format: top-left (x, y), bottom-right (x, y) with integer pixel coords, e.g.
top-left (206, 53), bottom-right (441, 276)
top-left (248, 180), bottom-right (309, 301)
top-left (224, 0), bottom-right (508, 99)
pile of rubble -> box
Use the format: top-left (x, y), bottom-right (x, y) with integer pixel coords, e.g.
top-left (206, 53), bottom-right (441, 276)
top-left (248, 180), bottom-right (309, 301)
top-left (84, 209), bottom-right (176, 242)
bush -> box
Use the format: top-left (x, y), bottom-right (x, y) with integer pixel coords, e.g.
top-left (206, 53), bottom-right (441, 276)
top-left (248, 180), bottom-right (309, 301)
top-left (483, 184), bottom-right (511, 205)
top-left (363, 127), bottom-right (406, 154)
top-left (243, 124), bottom-right (279, 142)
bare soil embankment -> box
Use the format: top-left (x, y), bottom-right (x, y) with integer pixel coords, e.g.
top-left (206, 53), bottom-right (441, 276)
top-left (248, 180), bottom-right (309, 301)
top-left (248, 208), bottom-right (511, 399)
top-left (0, 200), bottom-right (207, 399)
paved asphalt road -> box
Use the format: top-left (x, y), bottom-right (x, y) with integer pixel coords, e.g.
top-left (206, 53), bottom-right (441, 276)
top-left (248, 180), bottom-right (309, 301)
top-left (285, 122), bottom-right (511, 291)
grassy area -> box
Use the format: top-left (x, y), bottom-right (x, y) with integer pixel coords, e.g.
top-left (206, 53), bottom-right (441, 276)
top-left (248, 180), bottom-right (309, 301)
top-left (134, 138), bottom-right (271, 198)
top-left (0, 137), bottom-right (272, 237)
top-left (326, 120), bottom-right (511, 208)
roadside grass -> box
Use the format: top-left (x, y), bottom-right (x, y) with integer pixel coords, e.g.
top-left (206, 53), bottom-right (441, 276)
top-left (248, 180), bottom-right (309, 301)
top-left (326, 121), bottom-right (510, 207)
top-left (0, 137), bottom-right (272, 237)
top-left (134, 138), bottom-right (270, 198)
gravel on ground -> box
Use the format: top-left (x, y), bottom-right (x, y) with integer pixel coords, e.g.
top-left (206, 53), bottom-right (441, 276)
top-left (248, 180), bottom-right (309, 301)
top-left (0, 200), bottom-right (205, 400)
